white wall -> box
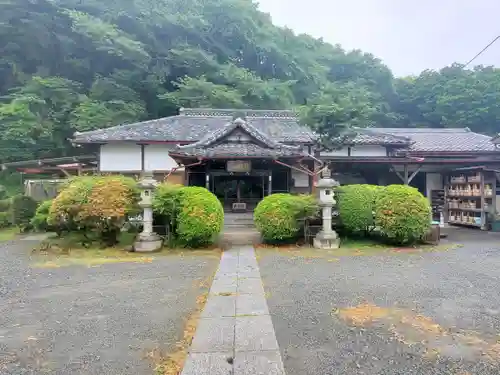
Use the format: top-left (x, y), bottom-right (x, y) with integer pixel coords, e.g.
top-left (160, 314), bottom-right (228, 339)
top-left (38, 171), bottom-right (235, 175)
top-left (320, 147), bottom-right (349, 157)
top-left (100, 143), bottom-right (142, 172)
top-left (99, 143), bottom-right (180, 172)
top-left (320, 145), bottom-right (387, 157)
top-left (144, 144), bottom-right (179, 171)
top-left (350, 145), bottom-right (387, 157)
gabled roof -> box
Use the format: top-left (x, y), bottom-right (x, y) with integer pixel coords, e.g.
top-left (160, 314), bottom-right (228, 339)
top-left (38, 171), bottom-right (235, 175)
top-left (177, 117), bottom-right (283, 150)
top-left (171, 117), bottom-right (306, 159)
top-left (368, 128), bottom-right (497, 153)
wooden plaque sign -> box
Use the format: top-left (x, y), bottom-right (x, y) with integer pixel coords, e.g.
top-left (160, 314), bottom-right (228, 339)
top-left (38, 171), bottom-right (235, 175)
top-left (226, 160), bottom-right (252, 173)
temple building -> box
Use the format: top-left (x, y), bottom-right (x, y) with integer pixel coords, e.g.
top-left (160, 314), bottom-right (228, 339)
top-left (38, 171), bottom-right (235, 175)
top-left (6, 108), bottom-right (500, 218)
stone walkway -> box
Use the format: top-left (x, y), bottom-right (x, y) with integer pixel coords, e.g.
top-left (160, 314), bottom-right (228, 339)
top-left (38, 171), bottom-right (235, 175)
top-left (182, 246), bottom-right (285, 375)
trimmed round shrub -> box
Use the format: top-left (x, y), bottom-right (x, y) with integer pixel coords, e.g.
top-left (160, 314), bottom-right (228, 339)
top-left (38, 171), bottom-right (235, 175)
top-left (30, 200), bottom-right (53, 232)
top-left (254, 193), bottom-right (319, 242)
top-left (153, 185), bottom-right (224, 247)
top-left (337, 184), bottom-right (382, 235)
top-left (10, 195), bottom-right (37, 231)
top-left (48, 176), bottom-right (140, 245)
top-left (374, 185), bottom-right (431, 244)
top-left (176, 187), bottom-right (224, 247)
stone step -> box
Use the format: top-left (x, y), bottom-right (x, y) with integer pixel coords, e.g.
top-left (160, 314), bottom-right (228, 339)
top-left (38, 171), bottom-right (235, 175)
top-left (223, 213), bottom-right (254, 226)
top-left (221, 227), bottom-right (261, 246)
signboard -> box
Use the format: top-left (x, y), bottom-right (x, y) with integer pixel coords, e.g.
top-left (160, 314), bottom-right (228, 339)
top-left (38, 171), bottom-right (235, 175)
top-left (226, 160), bottom-right (252, 173)
top-left (292, 169), bottom-right (309, 187)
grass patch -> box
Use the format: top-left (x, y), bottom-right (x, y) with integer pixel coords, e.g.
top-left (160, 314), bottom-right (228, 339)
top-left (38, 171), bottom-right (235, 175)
top-left (31, 231), bottom-right (221, 268)
top-left (256, 237), bottom-right (461, 260)
top-left (0, 227), bottom-right (18, 242)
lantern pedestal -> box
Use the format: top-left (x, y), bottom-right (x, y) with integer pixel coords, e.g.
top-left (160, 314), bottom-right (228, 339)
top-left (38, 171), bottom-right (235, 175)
top-left (135, 232), bottom-right (162, 253)
top-left (313, 171), bottom-right (340, 249)
top-left (134, 172), bottom-right (162, 253)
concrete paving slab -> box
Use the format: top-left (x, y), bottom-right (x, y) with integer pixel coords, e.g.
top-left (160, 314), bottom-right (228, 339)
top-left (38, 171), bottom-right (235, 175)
top-left (190, 317), bottom-right (235, 353)
top-left (237, 277), bottom-right (265, 295)
top-left (235, 315), bottom-right (279, 352)
top-left (236, 293), bottom-right (269, 316)
top-left (181, 352), bottom-right (233, 375)
top-left (200, 295), bottom-right (236, 318)
top-left (209, 278), bottom-right (238, 295)
top-left (234, 351), bottom-right (286, 375)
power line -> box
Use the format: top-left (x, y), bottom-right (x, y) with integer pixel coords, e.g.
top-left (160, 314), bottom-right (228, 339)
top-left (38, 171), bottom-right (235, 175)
top-left (464, 35), bottom-right (500, 68)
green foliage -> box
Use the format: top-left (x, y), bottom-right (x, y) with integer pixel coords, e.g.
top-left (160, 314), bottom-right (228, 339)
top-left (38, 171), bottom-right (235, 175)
top-left (30, 200), bottom-right (53, 232)
top-left (0, 199), bottom-right (11, 212)
top-left (48, 176), bottom-right (140, 245)
top-left (0, 0), bottom-right (401, 163)
top-left (152, 184), bottom-right (184, 223)
top-left (254, 193), bottom-right (319, 242)
top-left (392, 64), bottom-right (500, 134)
top-left (153, 184), bottom-right (224, 247)
top-left (337, 184), bottom-right (382, 235)
top-left (176, 187), bottom-right (224, 248)
top-left (10, 195), bottom-right (38, 231)
top-left (374, 185), bottom-right (431, 245)
top-left (0, 212), bottom-right (11, 228)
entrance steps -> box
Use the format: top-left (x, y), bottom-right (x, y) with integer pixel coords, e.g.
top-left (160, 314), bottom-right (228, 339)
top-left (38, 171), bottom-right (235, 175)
top-left (222, 212), bottom-right (261, 246)
top-left (223, 212), bottom-right (255, 228)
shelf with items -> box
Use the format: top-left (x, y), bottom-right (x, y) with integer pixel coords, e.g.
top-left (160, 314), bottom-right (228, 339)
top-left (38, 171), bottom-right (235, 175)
top-left (445, 167), bottom-right (497, 230)
top-left (430, 189), bottom-right (445, 222)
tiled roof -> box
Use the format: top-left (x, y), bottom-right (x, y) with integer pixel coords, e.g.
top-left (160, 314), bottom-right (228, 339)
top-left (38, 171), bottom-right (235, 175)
top-left (351, 128), bottom-right (411, 146)
top-left (171, 142), bottom-right (306, 158)
top-left (368, 128), bottom-right (496, 152)
top-left (73, 108), bottom-right (316, 144)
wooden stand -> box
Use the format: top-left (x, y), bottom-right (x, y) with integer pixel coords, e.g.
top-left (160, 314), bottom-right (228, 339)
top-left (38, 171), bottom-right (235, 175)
top-left (445, 167), bottom-right (497, 230)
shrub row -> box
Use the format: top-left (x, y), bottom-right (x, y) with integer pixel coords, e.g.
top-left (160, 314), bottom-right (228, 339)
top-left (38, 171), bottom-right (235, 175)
top-left (254, 185), bottom-right (431, 246)
top-left (337, 184), bottom-right (431, 244)
top-left (153, 184), bottom-right (224, 248)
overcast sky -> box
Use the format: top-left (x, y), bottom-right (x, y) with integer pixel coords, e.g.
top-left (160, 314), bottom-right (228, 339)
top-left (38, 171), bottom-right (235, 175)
top-left (257, 0), bottom-right (500, 76)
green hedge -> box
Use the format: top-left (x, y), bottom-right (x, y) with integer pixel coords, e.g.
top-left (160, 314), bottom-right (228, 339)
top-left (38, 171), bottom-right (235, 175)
top-left (10, 195), bottom-right (37, 232)
top-left (0, 198), bottom-right (11, 212)
top-left (337, 184), bottom-right (382, 235)
top-left (153, 185), bottom-right (224, 248)
top-left (254, 193), bottom-right (319, 242)
top-left (374, 184), bottom-right (431, 244)
top-left (0, 211), bottom-right (11, 228)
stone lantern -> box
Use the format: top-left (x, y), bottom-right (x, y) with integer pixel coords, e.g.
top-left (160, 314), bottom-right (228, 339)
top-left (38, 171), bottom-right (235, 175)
top-left (313, 167), bottom-right (340, 249)
top-left (134, 172), bottom-right (162, 252)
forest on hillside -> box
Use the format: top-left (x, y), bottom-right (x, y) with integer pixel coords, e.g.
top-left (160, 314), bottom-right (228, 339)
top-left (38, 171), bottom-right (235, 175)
top-left (2, 0), bottom-right (500, 163)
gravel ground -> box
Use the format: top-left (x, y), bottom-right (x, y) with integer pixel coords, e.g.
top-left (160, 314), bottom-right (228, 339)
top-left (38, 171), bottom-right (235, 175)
top-left (0, 239), bottom-right (219, 375)
top-left (258, 230), bottom-right (500, 375)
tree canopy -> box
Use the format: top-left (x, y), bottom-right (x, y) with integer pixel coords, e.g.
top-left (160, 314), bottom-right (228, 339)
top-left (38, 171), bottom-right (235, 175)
top-left (1, 0), bottom-right (500, 162)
